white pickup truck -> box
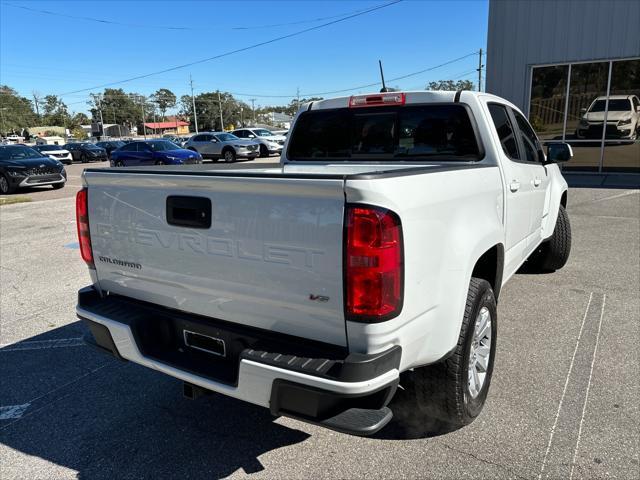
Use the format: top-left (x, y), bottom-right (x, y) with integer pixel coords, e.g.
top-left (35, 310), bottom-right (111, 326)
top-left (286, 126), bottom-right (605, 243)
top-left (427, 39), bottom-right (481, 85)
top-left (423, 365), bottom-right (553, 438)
top-left (76, 91), bottom-right (572, 436)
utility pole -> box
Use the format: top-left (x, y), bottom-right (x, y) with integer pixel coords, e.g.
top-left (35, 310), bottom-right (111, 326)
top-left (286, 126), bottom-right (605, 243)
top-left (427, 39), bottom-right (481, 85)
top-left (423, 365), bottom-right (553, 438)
top-left (217, 91), bottom-right (224, 131)
top-left (477, 48), bottom-right (483, 92)
top-left (190, 74), bottom-right (199, 133)
top-left (240, 106), bottom-right (244, 127)
top-left (250, 98), bottom-right (256, 125)
top-left (140, 95), bottom-right (147, 139)
top-left (97, 95), bottom-right (105, 140)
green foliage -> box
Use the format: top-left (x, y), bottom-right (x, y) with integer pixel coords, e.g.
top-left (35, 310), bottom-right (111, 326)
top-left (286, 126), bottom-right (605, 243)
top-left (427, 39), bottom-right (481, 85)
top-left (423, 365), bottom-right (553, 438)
top-left (0, 85), bottom-right (38, 135)
top-left (70, 126), bottom-right (87, 140)
top-left (426, 79), bottom-right (475, 91)
top-left (151, 88), bottom-right (177, 119)
top-left (41, 95), bottom-right (69, 127)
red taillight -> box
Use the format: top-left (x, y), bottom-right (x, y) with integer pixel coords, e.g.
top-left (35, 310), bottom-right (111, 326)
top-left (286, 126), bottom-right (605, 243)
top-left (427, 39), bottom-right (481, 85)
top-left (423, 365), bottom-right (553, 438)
top-left (349, 92), bottom-right (406, 108)
top-left (76, 188), bottom-right (94, 267)
top-left (345, 205), bottom-right (403, 321)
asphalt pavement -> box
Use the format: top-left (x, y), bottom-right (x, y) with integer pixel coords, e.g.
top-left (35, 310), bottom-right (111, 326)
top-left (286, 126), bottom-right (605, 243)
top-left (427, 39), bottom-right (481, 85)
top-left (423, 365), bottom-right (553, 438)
top-left (0, 179), bottom-right (638, 479)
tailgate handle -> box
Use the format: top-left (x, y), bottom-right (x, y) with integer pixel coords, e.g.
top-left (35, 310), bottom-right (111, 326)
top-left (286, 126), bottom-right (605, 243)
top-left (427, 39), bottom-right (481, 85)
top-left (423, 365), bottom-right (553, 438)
top-left (166, 196), bottom-right (211, 229)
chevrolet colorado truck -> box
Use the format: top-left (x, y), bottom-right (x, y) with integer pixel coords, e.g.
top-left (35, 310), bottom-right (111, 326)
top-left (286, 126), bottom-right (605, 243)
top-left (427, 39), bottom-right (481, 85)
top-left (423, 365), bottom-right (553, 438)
top-left (76, 91), bottom-right (572, 436)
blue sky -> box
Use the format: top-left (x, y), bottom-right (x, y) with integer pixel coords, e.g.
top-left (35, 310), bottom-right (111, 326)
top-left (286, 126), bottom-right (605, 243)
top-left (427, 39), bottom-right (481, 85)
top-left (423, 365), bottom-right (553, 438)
top-left (0, 0), bottom-right (488, 113)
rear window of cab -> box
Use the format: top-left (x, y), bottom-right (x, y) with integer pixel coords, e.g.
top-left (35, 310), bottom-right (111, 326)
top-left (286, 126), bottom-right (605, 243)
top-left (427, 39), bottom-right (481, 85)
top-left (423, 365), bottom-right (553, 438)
top-left (288, 104), bottom-right (483, 161)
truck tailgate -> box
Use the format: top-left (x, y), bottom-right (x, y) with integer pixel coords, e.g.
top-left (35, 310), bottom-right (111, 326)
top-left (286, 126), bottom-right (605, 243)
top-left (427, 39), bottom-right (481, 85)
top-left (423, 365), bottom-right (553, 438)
top-left (85, 170), bottom-right (347, 346)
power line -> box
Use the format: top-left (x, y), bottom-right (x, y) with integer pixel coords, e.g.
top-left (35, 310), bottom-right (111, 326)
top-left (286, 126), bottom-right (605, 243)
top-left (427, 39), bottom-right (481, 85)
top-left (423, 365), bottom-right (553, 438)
top-left (2, 1), bottom-right (389, 32)
top-left (57, 1), bottom-right (402, 96)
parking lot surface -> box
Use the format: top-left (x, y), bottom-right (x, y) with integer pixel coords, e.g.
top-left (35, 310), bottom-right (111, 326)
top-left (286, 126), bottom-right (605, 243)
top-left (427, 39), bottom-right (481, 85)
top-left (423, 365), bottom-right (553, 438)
top-left (0, 184), bottom-right (638, 479)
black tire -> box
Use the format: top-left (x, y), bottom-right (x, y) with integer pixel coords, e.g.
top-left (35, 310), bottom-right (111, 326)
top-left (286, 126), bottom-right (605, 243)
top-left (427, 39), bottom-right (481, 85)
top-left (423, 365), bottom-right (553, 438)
top-left (114, 160), bottom-right (124, 167)
top-left (528, 205), bottom-right (572, 271)
top-left (155, 160), bottom-right (165, 165)
top-left (52, 182), bottom-right (65, 190)
top-left (222, 148), bottom-right (236, 163)
top-left (81, 153), bottom-right (88, 163)
top-left (259, 144), bottom-right (269, 158)
top-left (395, 278), bottom-right (497, 435)
top-left (0, 174), bottom-right (16, 194)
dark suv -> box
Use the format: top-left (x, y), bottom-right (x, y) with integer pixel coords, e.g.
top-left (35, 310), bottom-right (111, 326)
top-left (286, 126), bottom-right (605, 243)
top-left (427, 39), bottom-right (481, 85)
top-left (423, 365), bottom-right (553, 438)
top-left (63, 143), bottom-right (108, 163)
top-left (96, 140), bottom-right (126, 159)
top-left (0, 145), bottom-right (67, 194)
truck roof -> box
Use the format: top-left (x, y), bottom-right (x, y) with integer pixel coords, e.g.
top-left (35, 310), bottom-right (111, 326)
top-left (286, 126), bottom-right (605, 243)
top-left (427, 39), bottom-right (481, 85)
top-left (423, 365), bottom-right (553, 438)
top-left (304, 90), bottom-right (522, 114)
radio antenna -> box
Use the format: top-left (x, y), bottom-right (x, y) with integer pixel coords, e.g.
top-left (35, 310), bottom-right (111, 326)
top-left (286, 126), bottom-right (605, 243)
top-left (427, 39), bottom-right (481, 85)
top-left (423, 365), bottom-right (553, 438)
top-left (379, 60), bottom-right (390, 92)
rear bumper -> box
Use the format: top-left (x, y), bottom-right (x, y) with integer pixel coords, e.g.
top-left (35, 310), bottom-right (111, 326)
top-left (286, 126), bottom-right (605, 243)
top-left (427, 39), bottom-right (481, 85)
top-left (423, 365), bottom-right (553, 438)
top-left (77, 286), bottom-right (400, 435)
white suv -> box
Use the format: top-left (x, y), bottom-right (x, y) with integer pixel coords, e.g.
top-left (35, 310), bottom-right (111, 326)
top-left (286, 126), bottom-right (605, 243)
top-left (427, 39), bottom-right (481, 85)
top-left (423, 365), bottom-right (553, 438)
top-left (231, 128), bottom-right (286, 157)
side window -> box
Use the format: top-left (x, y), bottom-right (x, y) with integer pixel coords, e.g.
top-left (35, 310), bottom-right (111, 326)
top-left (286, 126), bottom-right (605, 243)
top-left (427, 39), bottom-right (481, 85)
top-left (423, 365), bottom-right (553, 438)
top-left (202, 134), bottom-right (213, 141)
top-left (513, 110), bottom-right (542, 163)
top-left (234, 130), bottom-right (245, 138)
top-left (633, 97), bottom-right (639, 110)
top-left (488, 104), bottom-right (520, 160)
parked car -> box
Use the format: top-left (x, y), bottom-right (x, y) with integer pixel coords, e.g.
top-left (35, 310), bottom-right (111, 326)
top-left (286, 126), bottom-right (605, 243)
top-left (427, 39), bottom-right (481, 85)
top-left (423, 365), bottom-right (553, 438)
top-left (184, 132), bottom-right (260, 162)
top-left (75, 90), bottom-right (572, 437)
top-left (576, 94), bottom-right (640, 140)
top-left (0, 144), bottom-right (66, 194)
top-left (271, 129), bottom-right (289, 136)
top-left (64, 143), bottom-right (108, 163)
top-left (33, 144), bottom-right (73, 164)
top-left (96, 141), bottom-right (126, 159)
top-left (110, 140), bottom-right (203, 167)
top-left (231, 127), bottom-right (286, 157)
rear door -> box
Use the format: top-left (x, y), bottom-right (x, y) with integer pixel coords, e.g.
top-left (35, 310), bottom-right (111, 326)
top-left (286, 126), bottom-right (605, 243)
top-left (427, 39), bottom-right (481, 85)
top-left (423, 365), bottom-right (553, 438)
top-left (86, 171), bottom-right (348, 346)
top-left (511, 110), bottom-right (550, 246)
top-left (487, 103), bottom-right (534, 274)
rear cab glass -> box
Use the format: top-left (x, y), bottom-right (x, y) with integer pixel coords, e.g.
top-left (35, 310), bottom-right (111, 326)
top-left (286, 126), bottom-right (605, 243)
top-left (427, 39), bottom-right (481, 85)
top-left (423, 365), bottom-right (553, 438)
top-left (287, 104), bottom-right (483, 161)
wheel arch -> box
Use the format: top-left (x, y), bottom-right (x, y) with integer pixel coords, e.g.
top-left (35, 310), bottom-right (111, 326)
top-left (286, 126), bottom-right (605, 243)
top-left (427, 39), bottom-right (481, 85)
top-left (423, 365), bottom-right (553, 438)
top-left (471, 243), bottom-right (505, 300)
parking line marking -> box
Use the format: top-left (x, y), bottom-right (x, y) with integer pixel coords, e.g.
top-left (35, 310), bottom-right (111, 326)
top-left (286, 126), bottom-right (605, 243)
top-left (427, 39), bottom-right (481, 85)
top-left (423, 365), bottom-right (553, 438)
top-left (0, 337), bottom-right (85, 352)
top-left (0, 404), bottom-right (30, 420)
top-left (0, 363), bottom-right (112, 431)
top-left (538, 292), bottom-right (593, 480)
top-left (569, 294), bottom-right (606, 480)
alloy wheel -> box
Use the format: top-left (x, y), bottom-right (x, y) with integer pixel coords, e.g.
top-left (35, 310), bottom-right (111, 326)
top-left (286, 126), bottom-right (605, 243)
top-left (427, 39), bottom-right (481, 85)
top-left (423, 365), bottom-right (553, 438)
top-left (468, 306), bottom-right (492, 398)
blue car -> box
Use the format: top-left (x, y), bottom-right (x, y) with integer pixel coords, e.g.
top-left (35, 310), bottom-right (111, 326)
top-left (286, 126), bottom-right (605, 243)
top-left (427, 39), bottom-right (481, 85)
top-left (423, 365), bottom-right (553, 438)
top-left (110, 140), bottom-right (203, 167)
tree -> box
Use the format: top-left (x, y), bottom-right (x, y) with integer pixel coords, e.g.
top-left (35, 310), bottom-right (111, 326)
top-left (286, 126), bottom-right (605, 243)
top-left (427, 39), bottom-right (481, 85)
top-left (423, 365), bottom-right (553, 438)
top-left (0, 85), bottom-right (38, 135)
top-left (426, 80), bottom-right (475, 91)
top-left (89, 89), bottom-right (144, 128)
top-left (151, 88), bottom-right (176, 120)
top-left (41, 95), bottom-right (69, 126)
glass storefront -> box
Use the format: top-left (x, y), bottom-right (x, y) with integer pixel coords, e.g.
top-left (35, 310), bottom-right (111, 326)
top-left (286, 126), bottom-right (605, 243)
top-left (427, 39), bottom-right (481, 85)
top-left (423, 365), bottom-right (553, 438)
top-left (528, 57), bottom-right (640, 173)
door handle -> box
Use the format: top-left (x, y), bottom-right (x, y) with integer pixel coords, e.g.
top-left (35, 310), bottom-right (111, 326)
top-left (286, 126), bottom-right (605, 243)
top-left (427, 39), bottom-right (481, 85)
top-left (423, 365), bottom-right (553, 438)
top-left (510, 181), bottom-right (520, 192)
top-left (533, 178), bottom-right (542, 187)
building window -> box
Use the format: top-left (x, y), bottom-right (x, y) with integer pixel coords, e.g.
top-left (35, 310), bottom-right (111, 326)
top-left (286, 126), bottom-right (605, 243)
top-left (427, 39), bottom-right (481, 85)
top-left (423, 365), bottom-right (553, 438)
top-left (528, 57), bottom-right (640, 173)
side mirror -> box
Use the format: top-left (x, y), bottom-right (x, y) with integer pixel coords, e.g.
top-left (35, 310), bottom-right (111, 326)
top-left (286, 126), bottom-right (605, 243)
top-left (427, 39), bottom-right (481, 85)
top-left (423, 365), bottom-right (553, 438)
top-left (211, 138), bottom-right (218, 143)
top-left (248, 134), bottom-right (255, 138)
top-left (546, 142), bottom-right (573, 163)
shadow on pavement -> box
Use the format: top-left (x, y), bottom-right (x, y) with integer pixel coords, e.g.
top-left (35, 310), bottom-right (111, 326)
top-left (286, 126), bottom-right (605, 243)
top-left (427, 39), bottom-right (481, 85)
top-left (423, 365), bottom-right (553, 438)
top-left (0, 322), bottom-right (310, 478)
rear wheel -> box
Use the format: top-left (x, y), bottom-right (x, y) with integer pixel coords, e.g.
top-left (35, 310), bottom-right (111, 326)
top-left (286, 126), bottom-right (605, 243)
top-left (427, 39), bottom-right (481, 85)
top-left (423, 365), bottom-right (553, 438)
top-left (114, 160), bottom-right (124, 167)
top-left (527, 205), bottom-right (571, 271)
top-left (81, 153), bottom-right (88, 163)
top-left (394, 278), bottom-right (497, 436)
top-left (259, 144), bottom-right (269, 158)
top-left (223, 148), bottom-right (236, 162)
top-left (0, 174), bottom-right (15, 194)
